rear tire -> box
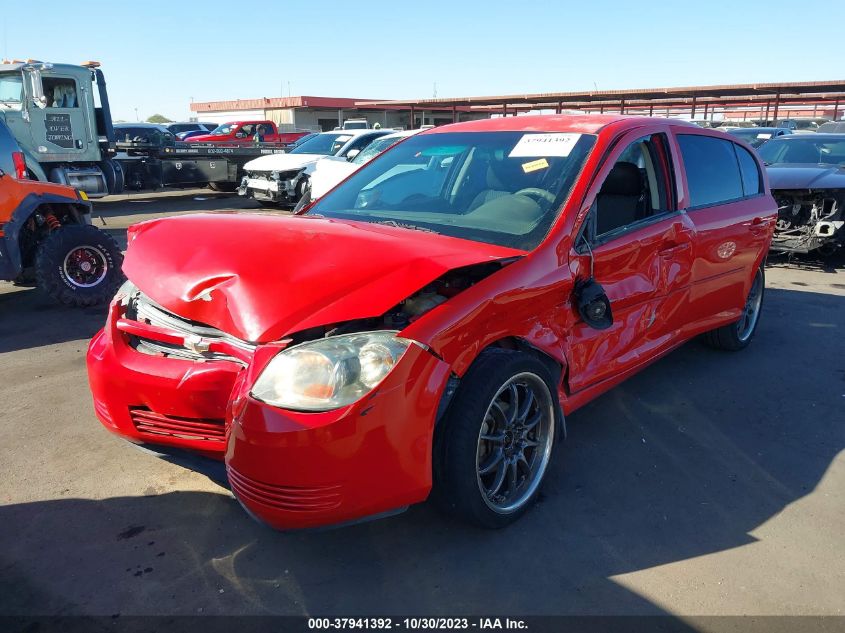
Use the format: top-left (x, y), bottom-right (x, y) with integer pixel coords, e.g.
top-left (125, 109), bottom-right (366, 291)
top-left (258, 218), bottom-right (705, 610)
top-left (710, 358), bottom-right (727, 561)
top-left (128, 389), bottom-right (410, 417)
top-left (434, 349), bottom-right (558, 529)
top-left (35, 224), bottom-right (124, 307)
top-left (703, 266), bottom-right (764, 351)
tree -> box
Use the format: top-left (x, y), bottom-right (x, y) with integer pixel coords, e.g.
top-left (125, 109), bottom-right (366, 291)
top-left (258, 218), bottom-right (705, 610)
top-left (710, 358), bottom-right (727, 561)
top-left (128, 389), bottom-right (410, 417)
top-left (146, 114), bottom-right (172, 124)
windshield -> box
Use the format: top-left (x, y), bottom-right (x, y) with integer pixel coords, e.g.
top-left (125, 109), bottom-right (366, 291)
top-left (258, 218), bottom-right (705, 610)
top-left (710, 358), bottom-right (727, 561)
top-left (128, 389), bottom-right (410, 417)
top-left (290, 133), bottom-right (354, 155)
top-left (0, 73), bottom-right (23, 105)
top-left (758, 137), bottom-right (845, 166)
top-left (308, 131), bottom-right (597, 250)
top-left (351, 135), bottom-right (404, 164)
top-left (211, 123), bottom-right (235, 135)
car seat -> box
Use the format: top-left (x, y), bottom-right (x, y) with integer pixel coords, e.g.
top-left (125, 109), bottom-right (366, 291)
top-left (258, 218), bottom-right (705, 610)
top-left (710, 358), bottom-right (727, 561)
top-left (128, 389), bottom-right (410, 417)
top-left (595, 161), bottom-right (646, 235)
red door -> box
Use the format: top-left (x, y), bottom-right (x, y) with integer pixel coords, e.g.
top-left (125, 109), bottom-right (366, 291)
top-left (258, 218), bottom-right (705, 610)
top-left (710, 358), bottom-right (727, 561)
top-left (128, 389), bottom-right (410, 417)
top-left (671, 129), bottom-right (776, 330)
top-left (565, 128), bottom-right (695, 393)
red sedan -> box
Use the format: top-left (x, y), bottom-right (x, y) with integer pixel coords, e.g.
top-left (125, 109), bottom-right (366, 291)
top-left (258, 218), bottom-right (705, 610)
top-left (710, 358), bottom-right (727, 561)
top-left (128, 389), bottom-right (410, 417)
top-left (87, 115), bottom-right (775, 530)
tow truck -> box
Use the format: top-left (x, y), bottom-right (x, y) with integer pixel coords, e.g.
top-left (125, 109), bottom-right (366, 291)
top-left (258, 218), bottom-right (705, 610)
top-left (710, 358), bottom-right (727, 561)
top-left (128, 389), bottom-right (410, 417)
top-left (0, 59), bottom-right (295, 195)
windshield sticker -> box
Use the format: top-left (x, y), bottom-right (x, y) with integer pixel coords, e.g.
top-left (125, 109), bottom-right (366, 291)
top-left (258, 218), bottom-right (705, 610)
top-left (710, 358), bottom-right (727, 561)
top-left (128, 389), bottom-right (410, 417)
top-left (509, 133), bottom-right (581, 158)
top-left (521, 158), bottom-right (549, 173)
top-left (756, 133), bottom-right (772, 139)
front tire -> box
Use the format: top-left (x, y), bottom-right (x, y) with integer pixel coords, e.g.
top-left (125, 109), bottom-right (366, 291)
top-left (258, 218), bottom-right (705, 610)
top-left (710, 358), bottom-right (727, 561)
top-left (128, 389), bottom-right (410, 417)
top-left (35, 224), bottom-right (124, 307)
top-left (703, 266), bottom-right (765, 351)
top-left (434, 349), bottom-right (558, 529)
top-left (208, 181), bottom-right (238, 192)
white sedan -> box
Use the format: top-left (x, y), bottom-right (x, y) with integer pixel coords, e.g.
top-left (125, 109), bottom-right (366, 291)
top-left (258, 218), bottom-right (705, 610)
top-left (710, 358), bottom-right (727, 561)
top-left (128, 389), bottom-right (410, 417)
top-left (296, 129), bottom-right (422, 210)
top-left (239, 129), bottom-right (392, 207)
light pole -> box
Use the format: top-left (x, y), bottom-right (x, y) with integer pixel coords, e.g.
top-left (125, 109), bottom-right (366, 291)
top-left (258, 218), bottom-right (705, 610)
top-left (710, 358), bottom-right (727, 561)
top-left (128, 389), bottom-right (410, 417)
top-left (134, 107), bottom-right (139, 121)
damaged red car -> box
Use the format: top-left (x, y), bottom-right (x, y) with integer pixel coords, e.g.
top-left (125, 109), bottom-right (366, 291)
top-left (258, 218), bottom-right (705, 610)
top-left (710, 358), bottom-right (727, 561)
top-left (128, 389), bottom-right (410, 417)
top-left (87, 115), bottom-right (776, 530)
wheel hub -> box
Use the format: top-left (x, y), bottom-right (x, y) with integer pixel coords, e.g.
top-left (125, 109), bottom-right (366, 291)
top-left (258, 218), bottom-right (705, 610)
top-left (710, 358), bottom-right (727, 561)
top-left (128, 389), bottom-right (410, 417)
top-left (475, 373), bottom-right (555, 514)
top-left (62, 245), bottom-right (109, 289)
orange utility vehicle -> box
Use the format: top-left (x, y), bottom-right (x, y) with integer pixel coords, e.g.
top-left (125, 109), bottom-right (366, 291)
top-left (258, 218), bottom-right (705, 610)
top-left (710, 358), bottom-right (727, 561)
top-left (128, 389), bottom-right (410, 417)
top-left (0, 152), bottom-right (123, 305)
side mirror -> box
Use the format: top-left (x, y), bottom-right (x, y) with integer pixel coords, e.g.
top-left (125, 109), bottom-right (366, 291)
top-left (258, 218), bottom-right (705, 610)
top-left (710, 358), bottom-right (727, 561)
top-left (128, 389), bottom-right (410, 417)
top-left (0, 168), bottom-right (6, 178)
top-left (574, 278), bottom-right (613, 330)
top-left (24, 67), bottom-right (48, 109)
top-left (346, 149), bottom-right (360, 161)
top-left (235, 131), bottom-right (246, 139)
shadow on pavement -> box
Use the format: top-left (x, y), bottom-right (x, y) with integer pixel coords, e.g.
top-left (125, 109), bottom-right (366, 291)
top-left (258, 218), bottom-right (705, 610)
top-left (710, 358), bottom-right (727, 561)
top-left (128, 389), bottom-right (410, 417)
top-left (0, 288), bottom-right (842, 618)
top-left (0, 285), bottom-right (107, 354)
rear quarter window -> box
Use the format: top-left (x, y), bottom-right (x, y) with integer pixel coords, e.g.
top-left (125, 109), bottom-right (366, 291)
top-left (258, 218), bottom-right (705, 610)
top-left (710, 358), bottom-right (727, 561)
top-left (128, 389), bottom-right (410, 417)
top-left (734, 144), bottom-right (762, 196)
top-left (677, 134), bottom-right (744, 208)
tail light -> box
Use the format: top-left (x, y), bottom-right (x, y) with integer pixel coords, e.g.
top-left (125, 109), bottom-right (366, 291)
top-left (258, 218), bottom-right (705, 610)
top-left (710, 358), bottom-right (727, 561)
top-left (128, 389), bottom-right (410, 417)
top-left (12, 151), bottom-right (27, 179)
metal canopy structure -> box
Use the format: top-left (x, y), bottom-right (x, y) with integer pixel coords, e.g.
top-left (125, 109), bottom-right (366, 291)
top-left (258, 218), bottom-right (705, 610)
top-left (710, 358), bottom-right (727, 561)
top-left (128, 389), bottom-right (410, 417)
top-left (357, 80), bottom-right (845, 122)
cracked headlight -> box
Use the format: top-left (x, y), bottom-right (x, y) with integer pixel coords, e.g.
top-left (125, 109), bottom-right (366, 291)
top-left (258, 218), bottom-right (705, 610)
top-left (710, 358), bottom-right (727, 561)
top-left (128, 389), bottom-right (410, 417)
top-left (250, 331), bottom-right (414, 412)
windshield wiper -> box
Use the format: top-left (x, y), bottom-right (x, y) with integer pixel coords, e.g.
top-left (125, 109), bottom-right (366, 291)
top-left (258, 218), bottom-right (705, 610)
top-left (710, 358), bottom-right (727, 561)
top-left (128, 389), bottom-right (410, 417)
top-left (376, 220), bottom-right (439, 234)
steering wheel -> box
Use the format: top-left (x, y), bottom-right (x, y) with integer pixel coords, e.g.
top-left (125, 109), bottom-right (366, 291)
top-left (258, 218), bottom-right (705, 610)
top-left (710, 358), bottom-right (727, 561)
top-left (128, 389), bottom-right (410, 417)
top-left (513, 188), bottom-right (556, 204)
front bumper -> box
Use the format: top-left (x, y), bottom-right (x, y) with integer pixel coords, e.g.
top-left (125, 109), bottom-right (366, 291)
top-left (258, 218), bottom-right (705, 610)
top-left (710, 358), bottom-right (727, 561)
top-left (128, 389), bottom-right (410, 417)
top-left (238, 173), bottom-right (302, 205)
top-left (87, 301), bottom-right (452, 529)
top-left (87, 303), bottom-right (242, 458)
top-left (225, 343), bottom-right (451, 529)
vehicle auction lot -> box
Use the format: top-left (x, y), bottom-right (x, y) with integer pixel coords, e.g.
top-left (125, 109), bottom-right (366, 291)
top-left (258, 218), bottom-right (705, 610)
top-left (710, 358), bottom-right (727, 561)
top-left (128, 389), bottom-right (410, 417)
top-left (1, 190), bottom-right (843, 617)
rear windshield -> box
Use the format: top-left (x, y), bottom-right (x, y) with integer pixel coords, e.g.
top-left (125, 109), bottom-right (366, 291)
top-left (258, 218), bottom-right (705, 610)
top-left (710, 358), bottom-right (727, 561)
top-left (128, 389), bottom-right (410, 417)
top-left (211, 123), bottom-right (235, 135)
top-left (308, 130), bottom-right (597, 251)
top-left (758, 137), bottom-right (845, 166)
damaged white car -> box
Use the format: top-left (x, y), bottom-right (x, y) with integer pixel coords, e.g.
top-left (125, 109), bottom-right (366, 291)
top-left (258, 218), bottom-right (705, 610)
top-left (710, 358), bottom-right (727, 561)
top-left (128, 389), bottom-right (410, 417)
top-left (294, 129), bottom-right (422, 211)
top-left (239, 129), bottom-right (392, 207)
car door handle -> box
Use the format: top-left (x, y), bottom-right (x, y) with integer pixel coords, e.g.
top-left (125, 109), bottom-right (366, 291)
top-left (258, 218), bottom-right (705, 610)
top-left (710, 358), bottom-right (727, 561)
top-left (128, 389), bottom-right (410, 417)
top-left (659, 242), bottom-right (691, 257)
top-left (744, 217), bottom-right (769, 233)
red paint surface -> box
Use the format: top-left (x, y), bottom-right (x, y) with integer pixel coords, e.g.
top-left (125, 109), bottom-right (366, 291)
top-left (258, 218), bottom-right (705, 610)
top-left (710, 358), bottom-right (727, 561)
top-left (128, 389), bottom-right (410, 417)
top-left (123, 213), bottom-right (523, 342)
top-left (88, 115), bottom-right (776, 529)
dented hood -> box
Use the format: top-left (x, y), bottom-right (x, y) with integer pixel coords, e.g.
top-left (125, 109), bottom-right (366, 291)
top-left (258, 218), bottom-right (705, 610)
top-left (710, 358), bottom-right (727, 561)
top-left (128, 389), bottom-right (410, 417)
top-left (123, 213), bottom-right (523, 342)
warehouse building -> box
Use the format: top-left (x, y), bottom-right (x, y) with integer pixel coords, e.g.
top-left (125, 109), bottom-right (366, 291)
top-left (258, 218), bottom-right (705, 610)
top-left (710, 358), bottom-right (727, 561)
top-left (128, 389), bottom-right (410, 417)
top-left (189, 95), bottom-right (488, 131)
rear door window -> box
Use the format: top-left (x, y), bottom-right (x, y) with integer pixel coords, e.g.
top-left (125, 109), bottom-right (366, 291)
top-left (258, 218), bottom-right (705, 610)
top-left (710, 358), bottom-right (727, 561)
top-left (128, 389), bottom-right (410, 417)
top-left (677, 134), bottom-right (744, 208)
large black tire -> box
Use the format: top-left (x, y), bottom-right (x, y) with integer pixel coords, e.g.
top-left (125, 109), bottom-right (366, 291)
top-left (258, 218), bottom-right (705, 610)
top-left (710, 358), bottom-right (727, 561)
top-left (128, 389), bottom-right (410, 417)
top-left (433, 349), bottom-right (558, 529)
top-left (207, 181), bottom-right (238, 192)
top-left (703, 266), bottom-right (765, 351)
top-left (35, 224), bottom-right (124, 307)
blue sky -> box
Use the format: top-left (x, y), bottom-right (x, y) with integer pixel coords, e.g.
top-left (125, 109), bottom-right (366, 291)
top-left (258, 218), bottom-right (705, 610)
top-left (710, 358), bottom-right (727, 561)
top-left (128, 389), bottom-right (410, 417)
top-left (4, 0), bottom-right (843, 121)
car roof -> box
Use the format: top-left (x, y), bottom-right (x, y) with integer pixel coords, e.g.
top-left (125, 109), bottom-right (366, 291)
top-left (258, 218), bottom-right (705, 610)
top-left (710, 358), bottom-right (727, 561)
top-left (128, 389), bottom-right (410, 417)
top-left (768, 133), bottom-right (845, 141)
top-left (379, 129), bottom-right (423, 140)
top-left (114, 123), bottom-right (169, 129)
top-left (318, 129), bottom-right (384, 137)
top-left (423, 114), bottom-right (700, 135)
top-left (731, 127), bottom-right (783, 133)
